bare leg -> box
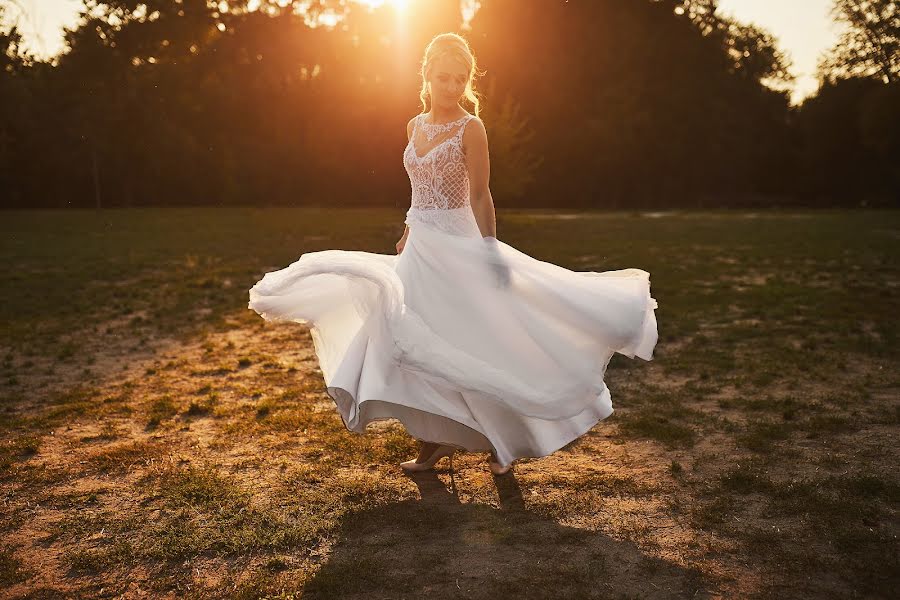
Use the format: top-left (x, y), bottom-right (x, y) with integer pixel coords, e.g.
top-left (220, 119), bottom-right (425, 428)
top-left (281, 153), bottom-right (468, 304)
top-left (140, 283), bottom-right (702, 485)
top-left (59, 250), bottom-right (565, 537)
top-left (415, 441), bottom-right (443, 463)
top-left (488, 449), bottom-right (512, 475)
top-left (400, 439), bottom-right (455, 472)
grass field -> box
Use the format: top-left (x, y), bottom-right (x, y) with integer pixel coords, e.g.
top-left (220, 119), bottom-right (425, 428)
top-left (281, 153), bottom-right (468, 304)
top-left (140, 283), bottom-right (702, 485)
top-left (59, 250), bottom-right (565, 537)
top-left (1, 207), bottom-right (897, 599)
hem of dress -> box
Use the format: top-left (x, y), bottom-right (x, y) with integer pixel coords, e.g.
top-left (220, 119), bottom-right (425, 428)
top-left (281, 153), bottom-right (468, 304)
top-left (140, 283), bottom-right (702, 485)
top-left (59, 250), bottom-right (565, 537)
top-left (324, 385), bottom-right (615, 469)
top-left (616, 273), bottom-right (659, 361)
top-left (327, 385), bottom-right (490, 447)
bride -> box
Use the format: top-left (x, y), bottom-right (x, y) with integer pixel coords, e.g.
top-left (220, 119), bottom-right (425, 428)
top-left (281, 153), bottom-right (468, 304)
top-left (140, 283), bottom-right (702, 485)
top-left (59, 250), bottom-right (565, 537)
top-left (248, 32), bottom-right (658, 476)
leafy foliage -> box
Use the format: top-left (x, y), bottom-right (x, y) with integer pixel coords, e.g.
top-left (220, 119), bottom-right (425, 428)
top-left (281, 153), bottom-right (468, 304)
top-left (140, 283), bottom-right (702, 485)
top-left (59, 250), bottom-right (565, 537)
top-left (819, 0), bottom-right (899, 83)
top-left (0, 0), bottom-right (896, 208)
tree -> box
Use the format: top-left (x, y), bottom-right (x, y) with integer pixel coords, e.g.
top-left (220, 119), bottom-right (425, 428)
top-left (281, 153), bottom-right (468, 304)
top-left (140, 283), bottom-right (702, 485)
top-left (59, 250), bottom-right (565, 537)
top-left (795, 77), bottom-right (899, 205)
top-left (819, 0), bottom-right (899, 83)
top-left (0, 2), bottom-right (40, 206)
top-left (0, 0), bottom-right (871, 208)
top-left (478, 78), bottom-right (543, 203)
top-left (468, 0), bottom-right (793, 207)
top-left (670, 0), bottom-right (793, 88)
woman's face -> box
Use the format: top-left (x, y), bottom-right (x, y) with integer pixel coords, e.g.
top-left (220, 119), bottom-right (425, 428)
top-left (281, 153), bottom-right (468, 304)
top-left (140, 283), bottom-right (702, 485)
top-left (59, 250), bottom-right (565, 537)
top-left (427, 54), bottom-right (469, 109)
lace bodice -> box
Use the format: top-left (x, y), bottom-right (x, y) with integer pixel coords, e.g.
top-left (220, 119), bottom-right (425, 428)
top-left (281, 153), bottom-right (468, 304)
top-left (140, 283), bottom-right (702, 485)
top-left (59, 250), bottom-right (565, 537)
top-left (403, 113), bottom-right (482, 237)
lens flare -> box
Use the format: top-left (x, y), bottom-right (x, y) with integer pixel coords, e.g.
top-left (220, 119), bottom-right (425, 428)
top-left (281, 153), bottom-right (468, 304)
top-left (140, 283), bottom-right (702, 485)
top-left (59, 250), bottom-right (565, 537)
top-left (357, 0), bottom-right (410, 12)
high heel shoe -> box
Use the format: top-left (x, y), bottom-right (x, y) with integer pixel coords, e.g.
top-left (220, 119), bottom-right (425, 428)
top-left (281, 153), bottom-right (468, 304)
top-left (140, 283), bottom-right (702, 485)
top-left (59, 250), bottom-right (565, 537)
top-left (400, 444), bottom-right (455, 472)
top-left (488, 451), bottom-right (512, 475)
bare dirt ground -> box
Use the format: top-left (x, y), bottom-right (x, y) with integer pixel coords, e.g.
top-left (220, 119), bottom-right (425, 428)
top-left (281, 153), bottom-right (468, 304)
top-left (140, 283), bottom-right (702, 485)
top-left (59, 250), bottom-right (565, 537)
top-left (2, 304), bottom-right (897, 599)
top-left (2, 208), bottom-right (898, 599)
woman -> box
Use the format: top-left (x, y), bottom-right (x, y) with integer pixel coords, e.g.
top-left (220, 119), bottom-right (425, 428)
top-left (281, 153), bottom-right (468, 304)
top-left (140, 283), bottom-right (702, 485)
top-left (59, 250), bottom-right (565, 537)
top-left (248, 33), bottom-right (658, 476)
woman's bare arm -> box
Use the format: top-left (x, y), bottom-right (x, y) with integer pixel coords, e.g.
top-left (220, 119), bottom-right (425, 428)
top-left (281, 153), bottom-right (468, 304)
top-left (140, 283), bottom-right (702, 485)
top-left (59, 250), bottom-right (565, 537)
top-left (396, 116), bottom-right (417, 252)
top-left (463, 117), bottom-right (497, 238)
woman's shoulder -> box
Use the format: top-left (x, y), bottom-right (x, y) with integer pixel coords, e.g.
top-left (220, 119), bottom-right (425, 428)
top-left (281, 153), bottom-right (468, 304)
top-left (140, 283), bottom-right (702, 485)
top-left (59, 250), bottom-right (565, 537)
top-left (406, 114), bottom-right (422, 140)
top-left (462, 113), bottom-right (487, 137)
top-left (461, 114), bottom-right (487, 156)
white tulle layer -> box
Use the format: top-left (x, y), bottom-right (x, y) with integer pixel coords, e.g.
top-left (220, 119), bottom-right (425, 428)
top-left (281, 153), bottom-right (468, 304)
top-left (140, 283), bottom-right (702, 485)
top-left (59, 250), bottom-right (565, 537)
top-left (247, 220), bottom-right (658, 468)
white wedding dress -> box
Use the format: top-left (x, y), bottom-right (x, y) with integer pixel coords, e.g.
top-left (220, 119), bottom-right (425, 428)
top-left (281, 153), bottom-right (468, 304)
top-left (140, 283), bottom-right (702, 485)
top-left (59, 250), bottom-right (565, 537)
top-left (248, 112), bottom-right (658, 468)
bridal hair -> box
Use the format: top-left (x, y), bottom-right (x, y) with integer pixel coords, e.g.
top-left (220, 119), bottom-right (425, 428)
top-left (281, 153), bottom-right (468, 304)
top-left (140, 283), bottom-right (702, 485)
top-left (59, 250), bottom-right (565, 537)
top-left (418, 33), bottom-right (484, 118)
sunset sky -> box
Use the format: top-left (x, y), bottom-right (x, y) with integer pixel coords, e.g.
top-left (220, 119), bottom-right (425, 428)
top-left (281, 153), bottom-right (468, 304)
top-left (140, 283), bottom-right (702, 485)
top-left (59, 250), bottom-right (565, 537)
top-left (3, 0), bottom-right (844, 104)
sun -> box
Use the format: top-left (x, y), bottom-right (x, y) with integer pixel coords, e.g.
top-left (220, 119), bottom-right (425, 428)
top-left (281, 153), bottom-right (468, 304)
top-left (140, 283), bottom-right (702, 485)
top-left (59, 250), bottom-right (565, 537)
top-left (356, 0), bottom-right (411, 12)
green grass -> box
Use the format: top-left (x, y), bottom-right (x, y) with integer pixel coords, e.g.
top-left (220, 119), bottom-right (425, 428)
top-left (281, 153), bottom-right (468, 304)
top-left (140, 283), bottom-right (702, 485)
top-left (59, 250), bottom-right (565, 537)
top-left (0, 207), bottom-right (897, 599)
top-left (616, 400), bottom-right (701, 448)
top-left (146, 394), bottom-right (179, 430)
top-left (0, 547), bottom-right (31, 586)
top-left (0, 434), bottom-right (41, 471)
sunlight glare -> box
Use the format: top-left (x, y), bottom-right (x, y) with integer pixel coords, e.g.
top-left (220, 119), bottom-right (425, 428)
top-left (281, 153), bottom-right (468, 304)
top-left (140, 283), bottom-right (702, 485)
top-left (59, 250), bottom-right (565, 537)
top-left (357, 0), bottom-right (410, 13)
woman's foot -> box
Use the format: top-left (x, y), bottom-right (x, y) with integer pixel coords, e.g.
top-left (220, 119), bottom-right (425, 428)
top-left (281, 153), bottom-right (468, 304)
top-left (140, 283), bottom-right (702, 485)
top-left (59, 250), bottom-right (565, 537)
top-left (416, 442), bottom-right (442, 462)
top-left (488, 450), bottom-right (512, 475)
top-left (400, 442), bottom-right (455, 472)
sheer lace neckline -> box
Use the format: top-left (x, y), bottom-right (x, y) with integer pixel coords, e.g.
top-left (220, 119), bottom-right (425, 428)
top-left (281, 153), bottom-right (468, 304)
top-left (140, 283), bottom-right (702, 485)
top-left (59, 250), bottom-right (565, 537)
top-left (403, 111), bottom-right (479, 235)
top-left (409, 112), bottom-right (473, 159)
top-left (410, 137), bottom-right (450, 161)
top-left (420, 113), bottom-right (470, 127)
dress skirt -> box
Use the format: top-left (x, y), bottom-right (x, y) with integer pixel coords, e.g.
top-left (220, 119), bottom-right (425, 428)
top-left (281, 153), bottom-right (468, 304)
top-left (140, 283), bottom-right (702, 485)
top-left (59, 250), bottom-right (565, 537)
top-left (248, 220), bottom-right (658, 468)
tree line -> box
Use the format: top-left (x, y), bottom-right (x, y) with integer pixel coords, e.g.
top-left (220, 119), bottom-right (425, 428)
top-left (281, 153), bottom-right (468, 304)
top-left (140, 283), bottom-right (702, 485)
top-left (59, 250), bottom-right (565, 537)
top-left (0, 0), bottom-right (897, 210)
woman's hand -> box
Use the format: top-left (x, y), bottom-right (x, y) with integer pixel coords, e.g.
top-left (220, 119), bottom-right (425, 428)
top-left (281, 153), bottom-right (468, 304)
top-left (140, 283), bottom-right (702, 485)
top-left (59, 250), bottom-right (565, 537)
top-left (484, 236), bottom-right (511, 288)
top-left (396, 229), bottom-right (409, 254)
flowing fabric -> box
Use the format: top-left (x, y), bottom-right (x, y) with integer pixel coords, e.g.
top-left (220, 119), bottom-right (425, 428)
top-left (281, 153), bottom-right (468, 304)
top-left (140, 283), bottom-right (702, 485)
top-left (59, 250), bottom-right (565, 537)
top-left (248, 112), bottom-right (659, 468)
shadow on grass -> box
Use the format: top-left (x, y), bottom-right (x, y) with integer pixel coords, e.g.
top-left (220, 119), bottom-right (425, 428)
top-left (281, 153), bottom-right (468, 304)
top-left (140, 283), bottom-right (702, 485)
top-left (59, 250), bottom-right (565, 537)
top-left (302, 470), bottom-right (710, 599)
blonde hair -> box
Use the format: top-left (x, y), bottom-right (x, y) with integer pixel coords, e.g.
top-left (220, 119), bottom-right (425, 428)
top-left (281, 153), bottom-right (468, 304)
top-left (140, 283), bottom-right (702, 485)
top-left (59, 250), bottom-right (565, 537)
top-left (418, 33), bottom-right (484, 118)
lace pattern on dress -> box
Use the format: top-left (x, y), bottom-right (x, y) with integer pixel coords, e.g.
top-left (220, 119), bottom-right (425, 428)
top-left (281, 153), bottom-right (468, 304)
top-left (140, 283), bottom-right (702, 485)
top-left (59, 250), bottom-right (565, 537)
top-left (403, 113), bottom-right (481, 238)
top-left (405, 206), bottom-right (481, 237)
top-left (419, 114), bottom-right (469, 141)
